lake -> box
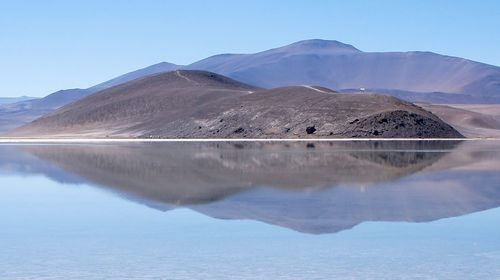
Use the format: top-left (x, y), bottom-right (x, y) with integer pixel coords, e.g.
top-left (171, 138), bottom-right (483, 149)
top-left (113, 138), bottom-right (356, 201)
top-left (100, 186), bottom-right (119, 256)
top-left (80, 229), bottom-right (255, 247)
top-left (0, 140), bottom-right (499, 279)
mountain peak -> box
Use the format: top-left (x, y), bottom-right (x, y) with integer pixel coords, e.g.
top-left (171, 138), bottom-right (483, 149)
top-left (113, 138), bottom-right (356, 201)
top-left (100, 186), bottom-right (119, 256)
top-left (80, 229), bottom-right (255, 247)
top-left (112, 70), bottom-right (258, 92)
top-left (283, 39), bottom-right (361, 53)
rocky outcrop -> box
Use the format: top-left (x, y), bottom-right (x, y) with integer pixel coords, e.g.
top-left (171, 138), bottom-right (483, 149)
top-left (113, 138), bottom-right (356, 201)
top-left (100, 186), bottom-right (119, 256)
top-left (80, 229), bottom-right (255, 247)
top-left (344, 110), bottom-right (462, 138)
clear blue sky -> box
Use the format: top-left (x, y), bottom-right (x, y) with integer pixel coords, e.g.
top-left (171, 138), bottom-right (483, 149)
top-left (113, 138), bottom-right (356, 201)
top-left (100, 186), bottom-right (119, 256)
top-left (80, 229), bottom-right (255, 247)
top-left (1, 0), bottom-right (499, 97)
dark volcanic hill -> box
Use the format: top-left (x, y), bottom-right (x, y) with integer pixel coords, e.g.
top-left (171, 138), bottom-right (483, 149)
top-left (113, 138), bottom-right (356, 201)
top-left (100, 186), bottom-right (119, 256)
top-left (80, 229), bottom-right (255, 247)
top-left (11, 70), bottom-right (462, 138)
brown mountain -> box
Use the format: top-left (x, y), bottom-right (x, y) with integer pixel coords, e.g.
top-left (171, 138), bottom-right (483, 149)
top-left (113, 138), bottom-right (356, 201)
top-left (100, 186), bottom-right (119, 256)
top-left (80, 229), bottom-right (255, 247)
top-left (10, 70), bottom-right (462, 138)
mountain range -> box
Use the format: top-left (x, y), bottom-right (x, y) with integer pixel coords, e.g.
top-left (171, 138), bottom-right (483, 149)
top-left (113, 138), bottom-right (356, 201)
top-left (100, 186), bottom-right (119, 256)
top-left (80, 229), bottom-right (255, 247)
top-left (1, 39), bottom-right (499, 134)
top-left (189, 40), bottom-right (500, 98)
top-left (0, 96), bottom-right (37, 104)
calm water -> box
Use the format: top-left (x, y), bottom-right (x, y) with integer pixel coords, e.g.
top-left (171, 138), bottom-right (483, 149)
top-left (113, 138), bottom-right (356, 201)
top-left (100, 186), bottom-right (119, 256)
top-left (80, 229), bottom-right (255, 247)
top-left (0, 141), bottom-right (499, 279)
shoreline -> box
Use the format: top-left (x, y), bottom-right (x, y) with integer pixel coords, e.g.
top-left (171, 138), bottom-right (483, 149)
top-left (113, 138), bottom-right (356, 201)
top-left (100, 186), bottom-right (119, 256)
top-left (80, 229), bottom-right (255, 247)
top-left (0, 137), bottom-right (498, 143)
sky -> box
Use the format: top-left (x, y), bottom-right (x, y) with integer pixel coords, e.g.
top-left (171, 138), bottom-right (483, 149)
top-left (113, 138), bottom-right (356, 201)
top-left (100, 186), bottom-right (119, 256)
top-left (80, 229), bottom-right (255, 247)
top-left (1, 0), bottom-right (499, 97)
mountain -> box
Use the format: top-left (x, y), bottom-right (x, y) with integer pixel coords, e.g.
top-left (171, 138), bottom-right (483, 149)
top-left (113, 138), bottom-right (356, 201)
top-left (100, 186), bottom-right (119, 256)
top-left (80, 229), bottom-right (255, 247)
top-left (10, 70), bottom-right (462, 138)
top-left (2, 39), bottom-right (499, 134)
top-left (0, 88), bottom-right (93, 133)
top-left (189, 39), bottom-right (500, 102)
top-left (80, 39), bottom-right (499, 103)
top-left (9, 71), bottom-right (256, 137)
top-left (89, 62), bottom-right (180, 91)
top-left (0, 63), bottom-right (180, 133)
top-left (0, 96), bottom-right (38, 104)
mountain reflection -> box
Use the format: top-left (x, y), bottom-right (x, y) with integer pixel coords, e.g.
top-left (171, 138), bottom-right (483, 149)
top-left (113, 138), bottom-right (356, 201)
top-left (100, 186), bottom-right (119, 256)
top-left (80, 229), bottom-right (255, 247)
top-left (2, 140), bottom-right (500, 234)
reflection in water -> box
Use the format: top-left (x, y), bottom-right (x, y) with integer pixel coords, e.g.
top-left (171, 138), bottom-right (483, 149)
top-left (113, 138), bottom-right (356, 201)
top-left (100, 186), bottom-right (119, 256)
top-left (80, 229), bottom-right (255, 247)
top-left (1, 140), bottom-right (500, 234)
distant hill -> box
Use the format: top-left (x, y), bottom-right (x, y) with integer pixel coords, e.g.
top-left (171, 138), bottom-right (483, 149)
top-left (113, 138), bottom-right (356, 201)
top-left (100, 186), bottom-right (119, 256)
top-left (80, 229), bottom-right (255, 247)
top-left (0, 96), bottom-right (38, 104)
top-left (10, 70), bottom-right (462, 138)
top-left (89, 62), bottom-right (180, 91)
top-left (0, 89), bottom-right (92, 133)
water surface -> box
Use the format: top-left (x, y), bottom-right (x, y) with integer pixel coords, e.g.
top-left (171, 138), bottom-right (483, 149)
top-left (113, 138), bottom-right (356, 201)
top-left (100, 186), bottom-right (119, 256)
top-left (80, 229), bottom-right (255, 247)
top-left (0, 141), bottom-right (499, 279)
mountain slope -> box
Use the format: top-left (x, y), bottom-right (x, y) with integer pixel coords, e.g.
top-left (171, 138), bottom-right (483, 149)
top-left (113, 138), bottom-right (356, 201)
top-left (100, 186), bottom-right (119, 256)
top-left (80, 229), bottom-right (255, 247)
top-left (10, 70), bottom-right (462, 138)
top-left (0, 89), bottom-right (92, 133)
top-left (89, 62), bottom-right (180, 91)
top-left (0, 63), bottom-right (180, 133)
top-left (419, 103), bottom-right (500, 138)
top-left (11, 71), bottom-right (257, 137)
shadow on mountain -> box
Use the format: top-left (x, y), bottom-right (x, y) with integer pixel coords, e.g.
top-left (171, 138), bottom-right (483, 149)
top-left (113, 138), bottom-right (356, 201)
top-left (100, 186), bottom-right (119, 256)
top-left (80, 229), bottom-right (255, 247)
top-left (3, 140), bottom-right (500, 234)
